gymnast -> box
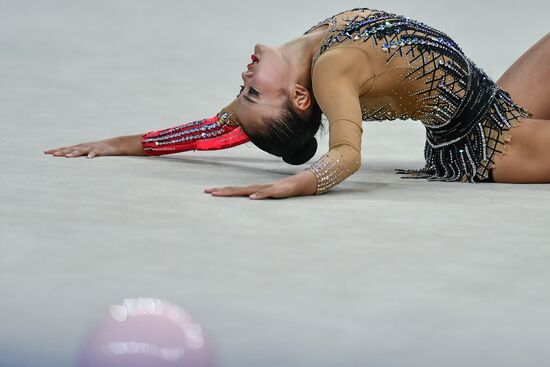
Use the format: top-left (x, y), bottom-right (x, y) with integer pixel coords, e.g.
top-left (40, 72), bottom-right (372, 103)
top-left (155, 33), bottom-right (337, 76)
top-left (45, 7), bottom-right (550, 199)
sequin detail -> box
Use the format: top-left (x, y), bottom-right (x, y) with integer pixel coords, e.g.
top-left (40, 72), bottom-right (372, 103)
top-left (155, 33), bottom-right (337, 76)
top-left (304, 8), bottom-right (531, 193)
top-left (142, 112), bottom-right (249, 155)
top-left (307, 148), bottom-right (361, 195)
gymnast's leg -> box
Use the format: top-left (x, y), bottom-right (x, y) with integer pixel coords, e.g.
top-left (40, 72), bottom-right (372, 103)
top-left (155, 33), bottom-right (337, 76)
top-left (491, 118), bottom-right (550, 183)
top-left (487, 33), bottom-right (550, 183)
top-left (496, 32), bottom-right (550, 119)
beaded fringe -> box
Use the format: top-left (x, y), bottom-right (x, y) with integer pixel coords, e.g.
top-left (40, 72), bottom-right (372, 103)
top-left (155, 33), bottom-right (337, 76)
top-left (396, 89), bottom-right (532, 182)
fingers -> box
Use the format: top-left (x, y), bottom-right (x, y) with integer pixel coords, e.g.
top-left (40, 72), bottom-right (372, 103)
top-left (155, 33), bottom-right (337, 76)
top-left (250, 187), bottom-right (279, 200)
top-left (249, 190), bottom-right (271, 200)
top-left (44, 144), bottom-right (83, 154)
top-left (204, 184), bottom-right (271, 197)
top-left (65, 149), bottom-right (88, 158)
top-left (250, 181), bottom-right (299, 200)
top-left (44, 145), bottom-right (70, 153)
top-left (44, 148), bottom-right (66, 155)
top-left (44, 147), bottom-right (74, 156)
top-left (205, 187), bottom-right (261, 197)
top-left (44, 144), bottom-right (98, 158)
top-left (51, 149), bottom-right (74, 157)
top-left (205, 185), bottom-right (255, 193)
top-left (56, 148), bottom-right (84, 157)
top-left (204, 184), bottom-right (286, 199)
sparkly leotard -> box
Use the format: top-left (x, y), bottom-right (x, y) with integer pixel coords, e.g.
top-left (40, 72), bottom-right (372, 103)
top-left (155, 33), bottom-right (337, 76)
top-left (223, 7), bottom-right (532, 194)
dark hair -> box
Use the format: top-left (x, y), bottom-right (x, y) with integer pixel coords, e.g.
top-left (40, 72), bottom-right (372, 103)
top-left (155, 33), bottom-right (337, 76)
top-left (243, 97), bottom-right (323, 165)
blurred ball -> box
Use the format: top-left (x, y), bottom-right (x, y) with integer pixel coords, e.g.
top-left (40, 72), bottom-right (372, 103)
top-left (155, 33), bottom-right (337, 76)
top-left (77, 298), bottom-right (215, 367)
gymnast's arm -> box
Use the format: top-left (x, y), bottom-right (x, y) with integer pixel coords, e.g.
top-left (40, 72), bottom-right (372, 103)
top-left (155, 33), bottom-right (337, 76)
top-left (44, 100), bottom-right (249, 158)
top-left (306, 48), bottom-right (364, 195)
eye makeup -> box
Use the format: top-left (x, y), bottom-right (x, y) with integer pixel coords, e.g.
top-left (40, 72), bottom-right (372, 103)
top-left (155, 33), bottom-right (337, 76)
top-left (237, 85), bottom-right (260, 103)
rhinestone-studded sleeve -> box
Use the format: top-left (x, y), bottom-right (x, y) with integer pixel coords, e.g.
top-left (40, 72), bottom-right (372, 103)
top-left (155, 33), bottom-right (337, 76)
top-left (307, 120), bottom-right (362, 194)
top-left (306, 48), bottom-right (365, 195)
top-left (141, 99), bottom-right (249, 155)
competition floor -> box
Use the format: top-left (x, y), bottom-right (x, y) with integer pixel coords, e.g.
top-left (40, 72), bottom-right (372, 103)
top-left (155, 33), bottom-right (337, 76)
top-left (1, 1), bottom-right (549, 366)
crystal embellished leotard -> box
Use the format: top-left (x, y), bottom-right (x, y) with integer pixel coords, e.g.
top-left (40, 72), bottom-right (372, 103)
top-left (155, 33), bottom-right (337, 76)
top-left (302, 7), bottom-right (532, 194)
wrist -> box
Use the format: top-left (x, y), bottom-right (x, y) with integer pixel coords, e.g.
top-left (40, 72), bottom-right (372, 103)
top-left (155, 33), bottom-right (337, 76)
top-left (296, 170), bottom-right (318, 196)
top-left (115, 135), bottom-right (147, 156)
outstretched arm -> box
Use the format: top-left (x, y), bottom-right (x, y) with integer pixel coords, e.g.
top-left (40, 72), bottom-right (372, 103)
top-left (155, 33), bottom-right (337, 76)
top-left (44, 100), bottom-right (249, 158)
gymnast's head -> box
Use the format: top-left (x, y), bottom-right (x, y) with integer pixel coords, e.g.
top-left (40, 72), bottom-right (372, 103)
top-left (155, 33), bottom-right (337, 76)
top-left (236, 44), bottom-right (323, 165)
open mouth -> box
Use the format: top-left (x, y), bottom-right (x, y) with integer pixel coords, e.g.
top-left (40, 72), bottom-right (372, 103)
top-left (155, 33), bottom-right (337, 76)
top-left (247, 54), bottom-right (259, 69)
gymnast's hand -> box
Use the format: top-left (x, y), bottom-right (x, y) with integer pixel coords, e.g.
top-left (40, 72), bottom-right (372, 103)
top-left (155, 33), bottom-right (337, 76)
top-left (44, 134), bottom-right (147, 158)
top-left (204, 170), bottom-right (318, 200)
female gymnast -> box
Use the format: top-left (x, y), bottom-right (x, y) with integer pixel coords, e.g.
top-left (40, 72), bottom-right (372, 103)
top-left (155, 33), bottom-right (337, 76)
top-left (44, 8), bottom-right (550, 199)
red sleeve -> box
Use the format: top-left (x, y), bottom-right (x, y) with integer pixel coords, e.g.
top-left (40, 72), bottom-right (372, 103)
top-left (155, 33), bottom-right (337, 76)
top-left (141, 100), bottom-right (249, 156)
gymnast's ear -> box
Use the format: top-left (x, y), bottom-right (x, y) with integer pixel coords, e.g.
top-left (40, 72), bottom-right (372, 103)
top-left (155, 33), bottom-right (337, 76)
top-left (292, 84), bottom-right (312, 114)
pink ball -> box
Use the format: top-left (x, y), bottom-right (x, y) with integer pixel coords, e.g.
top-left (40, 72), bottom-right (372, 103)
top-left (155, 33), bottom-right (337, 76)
top-left (78, 298), bottom-right (215, 367)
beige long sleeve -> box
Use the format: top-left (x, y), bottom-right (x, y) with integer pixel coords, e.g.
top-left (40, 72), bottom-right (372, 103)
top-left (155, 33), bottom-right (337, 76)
top-left (306, 47), bottom-right (367, 194)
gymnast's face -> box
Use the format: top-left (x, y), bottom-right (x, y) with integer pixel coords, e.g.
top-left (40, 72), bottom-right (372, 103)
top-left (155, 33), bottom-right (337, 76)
top-left (236, 44), bottom-right (293, 133)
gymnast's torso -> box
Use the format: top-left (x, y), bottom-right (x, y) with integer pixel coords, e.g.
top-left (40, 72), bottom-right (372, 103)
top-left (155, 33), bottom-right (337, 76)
top-left (307, 8), bottom-right (445, 124)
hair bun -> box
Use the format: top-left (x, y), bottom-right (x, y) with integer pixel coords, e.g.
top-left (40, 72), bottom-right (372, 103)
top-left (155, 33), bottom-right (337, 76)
top-left (282, 137), bottom-right (318, 165)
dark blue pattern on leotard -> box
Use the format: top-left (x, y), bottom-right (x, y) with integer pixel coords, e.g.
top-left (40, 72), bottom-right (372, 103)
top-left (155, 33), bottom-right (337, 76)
top-left (306, 8), bottom-right (531, 182)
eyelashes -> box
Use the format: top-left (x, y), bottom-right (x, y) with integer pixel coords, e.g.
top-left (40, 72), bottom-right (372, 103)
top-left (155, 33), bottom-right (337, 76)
top-left (237, 85), bottom-right (260, 98)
